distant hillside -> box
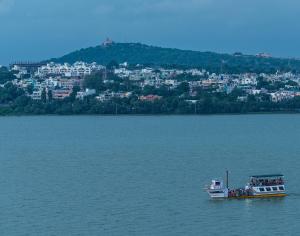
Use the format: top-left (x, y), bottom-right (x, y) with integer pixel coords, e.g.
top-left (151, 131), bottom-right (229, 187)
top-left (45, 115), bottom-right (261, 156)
top-left (50, 42), bottom-right (300, 73)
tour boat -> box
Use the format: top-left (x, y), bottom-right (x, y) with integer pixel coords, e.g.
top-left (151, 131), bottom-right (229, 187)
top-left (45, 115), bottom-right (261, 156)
top-left (206, 172), bottom-right (287, 199)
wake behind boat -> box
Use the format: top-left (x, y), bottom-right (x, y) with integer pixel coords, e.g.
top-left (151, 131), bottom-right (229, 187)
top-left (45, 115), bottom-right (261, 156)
top-left (205, 171), bottom-right (287, 199)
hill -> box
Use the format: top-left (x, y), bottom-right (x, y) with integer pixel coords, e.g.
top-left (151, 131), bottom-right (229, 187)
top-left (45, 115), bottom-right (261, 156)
top-left (50, 42), bottom-right (300, 74)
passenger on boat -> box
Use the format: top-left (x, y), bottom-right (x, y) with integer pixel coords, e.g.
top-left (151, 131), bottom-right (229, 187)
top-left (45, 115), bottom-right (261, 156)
top-left (250, 178), bottom-right (284, 187)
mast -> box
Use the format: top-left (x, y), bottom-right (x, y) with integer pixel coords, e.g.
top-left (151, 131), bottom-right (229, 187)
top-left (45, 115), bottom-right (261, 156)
top-left (226, 170), bottom-right (229, 189)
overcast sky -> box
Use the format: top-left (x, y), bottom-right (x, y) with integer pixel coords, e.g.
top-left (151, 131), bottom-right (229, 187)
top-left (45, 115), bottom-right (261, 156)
top-left (0, 0), bottom-right (300, 64)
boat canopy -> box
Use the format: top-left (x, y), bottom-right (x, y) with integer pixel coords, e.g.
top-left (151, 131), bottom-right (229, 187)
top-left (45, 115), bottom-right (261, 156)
top-left (250, 174), bottom-right (284, 179)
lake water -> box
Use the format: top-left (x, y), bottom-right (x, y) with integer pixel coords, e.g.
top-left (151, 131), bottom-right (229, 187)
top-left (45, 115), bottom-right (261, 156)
top-left (0, 115), bottom-right (299, 235)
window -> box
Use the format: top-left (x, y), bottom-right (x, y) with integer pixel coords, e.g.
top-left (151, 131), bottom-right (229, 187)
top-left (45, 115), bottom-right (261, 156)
top-left (266, 187), bottom-right (271, 191)
top-left (279, 186), bottom-right (284, 191)
top-left (210, 190), bottom-right (223, 194)
top-left (259, 188), bottom-right (265, 192)
top-left (272, 187), bottom-right (278, 191)
top-left (215, 182), bottom-right (220, 186)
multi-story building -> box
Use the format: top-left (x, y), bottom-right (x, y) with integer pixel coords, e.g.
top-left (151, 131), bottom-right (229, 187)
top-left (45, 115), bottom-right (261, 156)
top-left (37, 62), bottom-right (105, 77)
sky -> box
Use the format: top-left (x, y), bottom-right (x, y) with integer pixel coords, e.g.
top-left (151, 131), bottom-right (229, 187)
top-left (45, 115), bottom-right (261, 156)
top-left (1, 0), bottom-right (300, 64)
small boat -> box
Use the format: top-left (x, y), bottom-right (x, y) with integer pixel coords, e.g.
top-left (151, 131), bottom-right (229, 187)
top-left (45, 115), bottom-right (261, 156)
top-left (205, 171), bottom-right (287, 199)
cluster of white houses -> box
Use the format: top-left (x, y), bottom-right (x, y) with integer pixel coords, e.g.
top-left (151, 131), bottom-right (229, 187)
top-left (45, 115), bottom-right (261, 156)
top-left (7, 61), bottom-right (300, 102)
top-left (37, 62), bottom-right (105, 77)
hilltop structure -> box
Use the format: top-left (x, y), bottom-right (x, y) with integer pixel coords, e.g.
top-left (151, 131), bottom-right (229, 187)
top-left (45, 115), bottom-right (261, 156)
top-left (102, 38), bottom-right (114, 47)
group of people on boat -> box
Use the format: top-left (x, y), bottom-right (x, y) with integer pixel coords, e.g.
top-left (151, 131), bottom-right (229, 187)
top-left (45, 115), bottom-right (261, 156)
top-left (250, 178), bottom-right (284, 187)
top-left (228, 188), bottom-right (252, 197)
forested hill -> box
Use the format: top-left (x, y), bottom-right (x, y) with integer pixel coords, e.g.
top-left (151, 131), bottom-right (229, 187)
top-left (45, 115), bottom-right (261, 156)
top-left (50, 42), bottom-right (300, 74)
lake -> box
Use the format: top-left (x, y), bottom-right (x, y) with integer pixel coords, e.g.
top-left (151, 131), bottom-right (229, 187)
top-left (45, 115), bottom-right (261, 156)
top-left (0, 115), bottom-right (299, 235)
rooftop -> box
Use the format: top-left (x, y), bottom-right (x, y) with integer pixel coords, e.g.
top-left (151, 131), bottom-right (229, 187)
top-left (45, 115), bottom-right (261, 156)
top-left (250, 174), bottom-right (284, 178)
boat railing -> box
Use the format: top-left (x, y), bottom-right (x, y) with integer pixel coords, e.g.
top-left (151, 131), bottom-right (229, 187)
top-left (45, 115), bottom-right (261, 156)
top-left (250, 179), bottom-right (284, 187)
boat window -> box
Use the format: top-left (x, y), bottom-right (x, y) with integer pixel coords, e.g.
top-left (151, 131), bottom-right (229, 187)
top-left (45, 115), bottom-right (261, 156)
top-left (272, 187), bottom-right (278, 191)
top-left (279, 186), bottom-right (284, 191)
top-left (215, 182), bottom-right (220, 186)
top-left (266, 187), bottom-right (271, 191)
top-left (210, 190), bottom-right (223, 194)
top-left (259, 188), bottom-right (265, 192)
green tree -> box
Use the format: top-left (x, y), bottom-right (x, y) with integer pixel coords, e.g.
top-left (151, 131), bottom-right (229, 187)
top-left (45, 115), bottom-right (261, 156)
top-left (106, 60), bottom-right (119, 70)
top-left (176, 82), bottom-right (190, 95)
top-left (0, 67), bottom-right (16, 84)
top-left (41, 88), bottom-right (47, 103)
top-left (27, 84), bottom-right (34, 95)
top-left (48, 89), bottom-right (53, 101)
top-left (70, 86), bottom-right (80, 101)
top-left (83, 75), bottom-right (105, 92)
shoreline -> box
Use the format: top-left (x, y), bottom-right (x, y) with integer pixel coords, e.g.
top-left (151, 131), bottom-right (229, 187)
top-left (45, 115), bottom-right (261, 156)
top-left (1, 111), bottom-right (300, 117)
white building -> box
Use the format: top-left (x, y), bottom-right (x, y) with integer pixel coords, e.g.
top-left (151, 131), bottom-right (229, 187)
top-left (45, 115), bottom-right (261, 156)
top-left (37, 62), bottom-right (104, 77)
top-left (270, 91), bottom-right (294, 102)
top-left (76, 89), bottom-right (96, 100)
top-left (31, 90), bottom-right (42, 100)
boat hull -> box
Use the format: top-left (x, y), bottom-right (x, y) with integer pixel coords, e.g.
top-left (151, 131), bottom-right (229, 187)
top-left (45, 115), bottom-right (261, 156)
top-left (229, 193), bottom-right (287, 199)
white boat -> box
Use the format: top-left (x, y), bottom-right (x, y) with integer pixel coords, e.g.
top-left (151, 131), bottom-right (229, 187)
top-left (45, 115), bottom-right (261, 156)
top-left (206, 172), bottom-right (287, 199)
top-left (206, 179), bottom-right (229, 198)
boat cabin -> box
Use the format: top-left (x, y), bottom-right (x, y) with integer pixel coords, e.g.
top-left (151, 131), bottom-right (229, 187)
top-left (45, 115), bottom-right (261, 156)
top-left (249, 174), bottom-right (284, 187)
top-left (207, 179), bottom-right (228, 198)
top-left (209, 179), bottom-right (224, 190)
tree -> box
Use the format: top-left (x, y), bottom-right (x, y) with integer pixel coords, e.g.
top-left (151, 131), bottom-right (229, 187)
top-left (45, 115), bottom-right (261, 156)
top-left (41, 88), bottom-right (47, 103)
top-left (176, 82), bottom-right (190, 95)
top-left (14, 95), bottom-right (30, 107)
top-left (48, 89), bottom-right (53, 101)
top-left (0, 67), bottom-right (16, 84)
top-left (83, 75), bottom-right (105, 92)
top-left (286, 80), bottom-right (298, 87)
top-left (69, 86), bottom-right (80, 101)
top-left (27, 84), bottom-right (34, 95)
top-left (106, 60), bottom-right (119, 70)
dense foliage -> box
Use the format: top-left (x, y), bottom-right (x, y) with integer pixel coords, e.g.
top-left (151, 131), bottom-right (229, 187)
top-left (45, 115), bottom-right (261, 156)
top-left (50, 43), bottom-right (300, 74)
top-left (0, 67), bottom-right (16, 84)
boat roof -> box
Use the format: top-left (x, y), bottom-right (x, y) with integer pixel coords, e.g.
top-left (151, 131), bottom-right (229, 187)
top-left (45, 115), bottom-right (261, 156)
top-left (250, 174), bottom-right (284, 178)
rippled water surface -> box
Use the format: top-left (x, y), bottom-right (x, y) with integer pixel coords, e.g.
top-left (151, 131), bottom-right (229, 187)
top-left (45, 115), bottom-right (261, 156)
top-left (0, 115), bottom-right (299, 235)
